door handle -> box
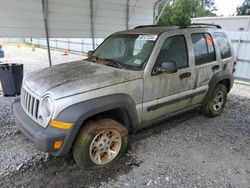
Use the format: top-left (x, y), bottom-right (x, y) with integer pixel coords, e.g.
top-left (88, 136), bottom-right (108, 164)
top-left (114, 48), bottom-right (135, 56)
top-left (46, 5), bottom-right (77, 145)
top-left (212, 65), bottom-right (220, 70)
top-left (180, 72), bottom-right (192, 79)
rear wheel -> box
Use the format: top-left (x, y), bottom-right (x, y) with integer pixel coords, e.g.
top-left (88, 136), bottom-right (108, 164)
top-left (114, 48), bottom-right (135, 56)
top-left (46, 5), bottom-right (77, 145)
top-left (202, 83), bottom-right (228, 117)
top-left (73, 118), bottom-right (128, 169)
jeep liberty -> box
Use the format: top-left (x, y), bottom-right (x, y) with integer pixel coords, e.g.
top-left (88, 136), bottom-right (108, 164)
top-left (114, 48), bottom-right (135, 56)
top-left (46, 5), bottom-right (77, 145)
top-left (12, 24), bottom-right (235, 168)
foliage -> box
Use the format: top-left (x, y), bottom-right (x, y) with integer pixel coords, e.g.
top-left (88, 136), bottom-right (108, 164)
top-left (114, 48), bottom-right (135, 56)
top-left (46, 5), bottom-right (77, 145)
top-left (198, 0), bottom-right (217, 12)
top-left (157, 0), bottom-right (217, 26)
top-left (237, 0), bottom-right (250, 15)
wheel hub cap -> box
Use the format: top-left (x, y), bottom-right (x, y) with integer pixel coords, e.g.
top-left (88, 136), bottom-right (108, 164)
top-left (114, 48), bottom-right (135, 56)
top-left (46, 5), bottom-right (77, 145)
top-left (89, 129), bottom-right (121, 165)
top-left (213, 91), bottom-right (224, 111)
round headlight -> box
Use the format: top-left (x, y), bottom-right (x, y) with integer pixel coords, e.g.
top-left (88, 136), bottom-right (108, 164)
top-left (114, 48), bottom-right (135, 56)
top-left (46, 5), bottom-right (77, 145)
top-left (40, 96), bottom-right (54, 118)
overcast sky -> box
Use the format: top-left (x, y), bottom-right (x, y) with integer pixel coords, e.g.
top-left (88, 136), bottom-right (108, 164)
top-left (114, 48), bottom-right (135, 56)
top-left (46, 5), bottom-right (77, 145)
top-left (214, 0), bottom-right (245, 16)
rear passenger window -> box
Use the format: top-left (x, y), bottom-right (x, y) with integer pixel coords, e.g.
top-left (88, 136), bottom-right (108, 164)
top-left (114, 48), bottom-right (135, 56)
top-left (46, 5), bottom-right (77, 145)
top-left (191, 33), bottom-right (216, 65)
top-left (214, 32), bottom-right (232, 59)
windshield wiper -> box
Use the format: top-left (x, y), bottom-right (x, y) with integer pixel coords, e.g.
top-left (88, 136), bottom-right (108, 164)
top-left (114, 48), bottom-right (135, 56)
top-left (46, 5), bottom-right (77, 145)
top-left (102, 58), bottom-right (124, 69)
top-left (87, 55), bottom-right (124, 69)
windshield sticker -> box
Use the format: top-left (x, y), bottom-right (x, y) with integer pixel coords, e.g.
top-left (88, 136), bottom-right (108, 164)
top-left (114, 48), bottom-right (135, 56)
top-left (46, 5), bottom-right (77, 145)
top-left (138, 35), bottom-right (158, 41)
top-left (134, 59), bottom-right (142, 65)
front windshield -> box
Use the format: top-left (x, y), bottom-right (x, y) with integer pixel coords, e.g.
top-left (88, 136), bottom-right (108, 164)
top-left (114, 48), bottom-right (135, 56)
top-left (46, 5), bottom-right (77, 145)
top-left (90, 34), bottom-right (157, 70)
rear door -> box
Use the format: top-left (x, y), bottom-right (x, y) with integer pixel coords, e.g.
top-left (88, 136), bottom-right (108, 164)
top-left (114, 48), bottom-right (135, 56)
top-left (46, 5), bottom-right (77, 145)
top-left (190, 31), bottom-right (221, 89)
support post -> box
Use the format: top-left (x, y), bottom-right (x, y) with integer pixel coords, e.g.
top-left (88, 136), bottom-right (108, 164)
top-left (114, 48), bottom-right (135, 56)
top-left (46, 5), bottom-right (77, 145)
top-left (126, 0), bottom-right (130, 30)
top-left (153, 0), bottom-right (162, 24)
top-left (155, 0), bottom-right (170, 24)
top-left (128, 0), bottom-right (139, 25)
top-left (90, 0), bottom-right (95, 50)
top-left (42, 0), bottom-right (52, 66)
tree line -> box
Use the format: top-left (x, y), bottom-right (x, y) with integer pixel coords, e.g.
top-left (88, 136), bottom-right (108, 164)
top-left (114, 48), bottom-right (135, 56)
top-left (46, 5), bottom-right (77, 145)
top-left (157, 0), bottom-right (250, 26)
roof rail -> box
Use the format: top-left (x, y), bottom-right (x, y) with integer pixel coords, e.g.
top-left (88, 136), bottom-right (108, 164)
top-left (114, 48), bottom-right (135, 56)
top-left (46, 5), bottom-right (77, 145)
top-left (183, 23), bottom-right (222, 29)
top-left (134, 25), bottom-right (174, 29)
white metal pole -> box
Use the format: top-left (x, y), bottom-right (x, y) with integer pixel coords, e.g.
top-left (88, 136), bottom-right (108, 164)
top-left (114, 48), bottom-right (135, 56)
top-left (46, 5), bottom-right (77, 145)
top-left (42, 0), bottom-right (52, 66)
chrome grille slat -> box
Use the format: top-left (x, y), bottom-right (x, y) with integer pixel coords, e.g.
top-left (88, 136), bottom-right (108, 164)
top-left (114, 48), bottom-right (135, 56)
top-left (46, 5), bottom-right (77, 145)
top-left (30, 97), bottom-right (35, 115)
top-left (23, 89), bottom-right (26, 108)
top-left (25, 91), bottom-right (29, 109)
top-left (33, 99), bottom-right (38, 118)
top-left (27, 95), bottom-right (31, 113)
top-left (21, 87), bottom-right (41, 123)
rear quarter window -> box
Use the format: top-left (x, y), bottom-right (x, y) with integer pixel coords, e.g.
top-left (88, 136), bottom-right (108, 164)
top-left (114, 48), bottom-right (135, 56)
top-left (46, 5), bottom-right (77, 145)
top-left (214, 32), bottom-right (232, 59)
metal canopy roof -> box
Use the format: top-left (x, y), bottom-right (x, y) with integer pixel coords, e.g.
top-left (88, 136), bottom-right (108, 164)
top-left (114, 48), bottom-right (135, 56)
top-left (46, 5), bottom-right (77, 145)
top-left (0, 0), bottom-right (163, 66)
top-left (0, 0), bottom-right (160, 38)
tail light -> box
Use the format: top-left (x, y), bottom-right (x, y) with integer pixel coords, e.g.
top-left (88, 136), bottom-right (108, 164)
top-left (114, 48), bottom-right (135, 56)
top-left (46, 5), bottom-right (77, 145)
top-left (233, 60), bottom-right (237, 74)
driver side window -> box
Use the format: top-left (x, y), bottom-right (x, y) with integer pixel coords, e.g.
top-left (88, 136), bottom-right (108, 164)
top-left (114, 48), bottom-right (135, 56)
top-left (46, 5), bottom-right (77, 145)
top-left (155, 35), bottom-right (188, 69)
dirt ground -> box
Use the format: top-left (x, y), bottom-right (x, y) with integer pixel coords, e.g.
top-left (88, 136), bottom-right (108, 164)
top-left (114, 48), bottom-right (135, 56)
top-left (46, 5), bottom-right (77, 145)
top-left (0, 46), bottom-right (249, 188)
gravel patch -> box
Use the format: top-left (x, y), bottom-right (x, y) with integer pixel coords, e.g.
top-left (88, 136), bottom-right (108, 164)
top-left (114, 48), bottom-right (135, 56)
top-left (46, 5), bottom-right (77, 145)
top-left (1, 45), bottom-right (249, 188)
top-left (0, 83), bottom-right (249, 188)
top-left (0, 45), bottom-right (85, 176)
top-left (102, 84), bottom-right (250, 188)
top-left (0, 97), bottom-right (46, 177)
top-left (1, 45), bottom-right (85, 75)
top-left (0, 46), bottom-right (249, 187)
top-left (0, 45), bottom-right (85, 91)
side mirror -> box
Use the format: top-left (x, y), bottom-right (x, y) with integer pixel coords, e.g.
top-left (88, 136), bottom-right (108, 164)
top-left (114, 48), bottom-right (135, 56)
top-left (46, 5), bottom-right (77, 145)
top-left (155, 62), bottom-right (177, 74)
top-left (87, 50), bottom-right (94, 58)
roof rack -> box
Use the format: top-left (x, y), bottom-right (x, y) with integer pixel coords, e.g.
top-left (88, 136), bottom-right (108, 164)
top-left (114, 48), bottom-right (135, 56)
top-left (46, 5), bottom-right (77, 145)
top-left (183, 23), bottom-right (222, 29)
top-left (134, 24), bottom-right (221, 30)
top-left (134, 25), bottom-right (178, 29)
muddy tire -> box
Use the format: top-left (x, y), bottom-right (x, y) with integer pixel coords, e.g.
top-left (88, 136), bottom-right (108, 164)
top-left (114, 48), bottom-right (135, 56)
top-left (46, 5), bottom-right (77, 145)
top-left (73, 118), bottom-right (128, 169)
top-left (202, 83), bottom-right (228, 117)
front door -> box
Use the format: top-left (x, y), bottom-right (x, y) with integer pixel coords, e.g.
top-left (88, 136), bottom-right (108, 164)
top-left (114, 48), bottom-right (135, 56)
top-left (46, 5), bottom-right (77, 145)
top-left (142, 33), bottom-right (207, 123)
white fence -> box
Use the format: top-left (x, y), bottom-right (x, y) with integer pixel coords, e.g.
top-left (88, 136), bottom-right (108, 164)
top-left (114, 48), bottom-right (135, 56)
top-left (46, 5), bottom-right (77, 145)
top-left (26, 38), bottom-right (104, 53)
top-left (226, 31), bottom-right (250, 81)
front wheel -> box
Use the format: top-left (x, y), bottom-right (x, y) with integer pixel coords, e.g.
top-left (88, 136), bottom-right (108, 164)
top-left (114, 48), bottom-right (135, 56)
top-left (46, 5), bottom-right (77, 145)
top-left (202, 83), bottom-right (228, 117)
top-left (73, 118), bottom-right (128, 169)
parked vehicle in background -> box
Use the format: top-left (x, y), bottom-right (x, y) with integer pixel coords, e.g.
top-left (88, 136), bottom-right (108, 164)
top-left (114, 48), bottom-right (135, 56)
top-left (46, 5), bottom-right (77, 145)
top-left (0, 40), bottom-right (4, 59)
top-left (12, 24), bottom-right (235, 169)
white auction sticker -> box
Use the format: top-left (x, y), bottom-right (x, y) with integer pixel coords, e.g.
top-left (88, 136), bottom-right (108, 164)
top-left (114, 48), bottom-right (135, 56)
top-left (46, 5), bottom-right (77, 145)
top-left (134, 59), bottom-right (142, 65)
top-left (137, 35), bottom-right (158, 41)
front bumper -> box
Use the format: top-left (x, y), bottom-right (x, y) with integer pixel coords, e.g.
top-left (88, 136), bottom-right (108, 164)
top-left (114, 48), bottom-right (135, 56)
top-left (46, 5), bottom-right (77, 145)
top-left (12, 97), bottom-right (78, 156)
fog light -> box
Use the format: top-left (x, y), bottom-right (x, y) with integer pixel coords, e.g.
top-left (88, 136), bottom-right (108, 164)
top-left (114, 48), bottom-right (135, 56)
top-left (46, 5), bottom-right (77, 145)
top-left (54, 141), bottom-right (63, 149)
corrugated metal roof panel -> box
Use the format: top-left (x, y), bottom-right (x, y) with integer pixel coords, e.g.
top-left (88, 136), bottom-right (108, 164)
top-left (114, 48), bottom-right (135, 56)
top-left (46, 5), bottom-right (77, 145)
top-left (0, 0), bottom-right (45, 37)
top-left (0, 0), bottom-right (158, 38)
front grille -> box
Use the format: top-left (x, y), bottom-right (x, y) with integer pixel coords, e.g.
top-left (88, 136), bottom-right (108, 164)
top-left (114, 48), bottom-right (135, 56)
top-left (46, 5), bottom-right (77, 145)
top-left (21, 87), bottom-right (40, 121)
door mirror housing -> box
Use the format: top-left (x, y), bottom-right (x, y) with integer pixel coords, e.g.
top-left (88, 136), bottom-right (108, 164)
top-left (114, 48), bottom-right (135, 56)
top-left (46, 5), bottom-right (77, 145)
top-left (87, 50), bottom-right (94, 58)
top-left (155, 62), bottom-right (177, 74)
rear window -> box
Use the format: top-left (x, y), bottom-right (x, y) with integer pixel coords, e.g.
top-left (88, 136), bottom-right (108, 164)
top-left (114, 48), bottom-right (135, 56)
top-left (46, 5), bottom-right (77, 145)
top-left (214, 32), bottom-right (232, 59)
top-left (191, 33), bottom-right (216, 65)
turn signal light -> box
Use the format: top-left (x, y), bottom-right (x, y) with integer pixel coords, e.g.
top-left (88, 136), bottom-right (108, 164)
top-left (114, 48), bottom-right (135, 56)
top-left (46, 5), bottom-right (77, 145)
top-left (54, 141), bottom-right (63, 149)
top-left (50, 120), bottom-right (73, 130)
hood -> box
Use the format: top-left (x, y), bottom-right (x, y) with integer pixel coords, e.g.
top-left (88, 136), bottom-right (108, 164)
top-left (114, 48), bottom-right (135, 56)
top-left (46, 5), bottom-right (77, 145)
top-left (23, 60), bottom-right (143, 99)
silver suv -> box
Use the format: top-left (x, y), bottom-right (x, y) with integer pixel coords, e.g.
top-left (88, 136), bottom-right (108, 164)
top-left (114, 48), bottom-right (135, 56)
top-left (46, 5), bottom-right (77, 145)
top-left (13, 24), bottom-right (235, 168)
